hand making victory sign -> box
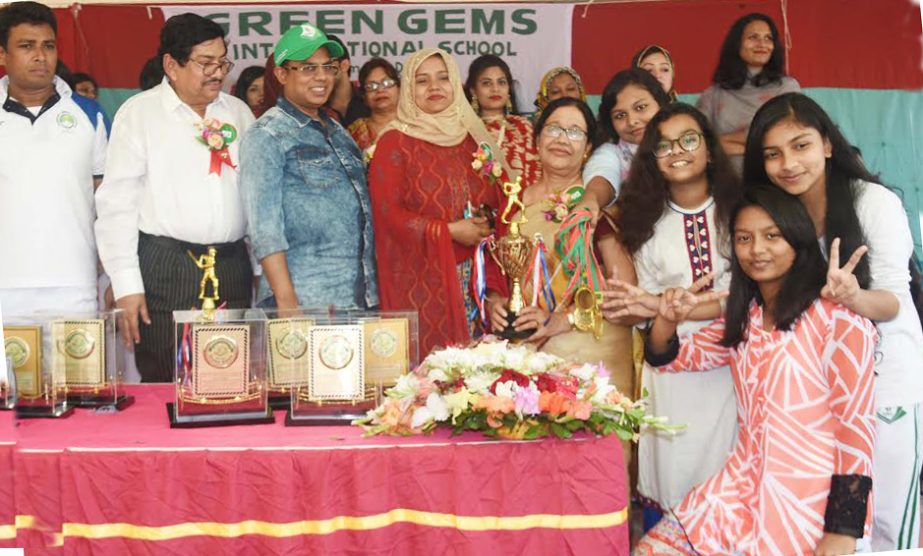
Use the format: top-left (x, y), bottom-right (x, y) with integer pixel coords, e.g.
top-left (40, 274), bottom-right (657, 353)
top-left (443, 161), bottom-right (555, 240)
top-left (821, 237), bottom-right (868, 307)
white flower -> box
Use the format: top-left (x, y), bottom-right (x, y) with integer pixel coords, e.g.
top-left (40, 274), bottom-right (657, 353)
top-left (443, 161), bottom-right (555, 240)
top-left (411, 406), bottom-right (434, 429)
top-left (524, 351), bottom-right (562, 374)
top-left (390, 374), bottom-right (420, 400)
top-left (425, 392), bottom-right (450, 422)
top-left (494, 380), bottom-right (516, 400)
top-left (570, 363), bottom-right (597, 383)
top-left (464, 371), bottom-right (497, 395)
top-left (427, 367), bottom-right (451, 383)
top-left (443, 388), bottom-right (473, 422)
top-left (473, 340), bottom-right (508, 362)
top-left (591, 378), bottom-right (615, 405)
top-left (500, 348), bottom-right (526, 371)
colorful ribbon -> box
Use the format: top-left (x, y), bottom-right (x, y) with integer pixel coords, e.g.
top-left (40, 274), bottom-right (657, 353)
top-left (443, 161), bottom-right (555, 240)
top-left (525, 237), bottom-right (556, 312)
top-left (209, 148), bottom-right (236, 176)
top-left (555, 207), bottom-right (605, 303)
top-left (470, 235), bottom-right (492, 327)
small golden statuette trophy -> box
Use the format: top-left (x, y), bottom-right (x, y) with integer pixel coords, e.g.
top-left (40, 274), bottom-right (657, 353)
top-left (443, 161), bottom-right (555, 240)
top-left (189, 247), bottom-right (220, 314)
top-left (488, 177), bottom-right (539, 340)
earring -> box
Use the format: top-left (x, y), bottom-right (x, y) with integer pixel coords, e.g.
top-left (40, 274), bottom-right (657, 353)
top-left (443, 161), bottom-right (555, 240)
top-left (470, 96), bottom-right (479, 114)
top-left (505, 98), bottom-right (513, 115)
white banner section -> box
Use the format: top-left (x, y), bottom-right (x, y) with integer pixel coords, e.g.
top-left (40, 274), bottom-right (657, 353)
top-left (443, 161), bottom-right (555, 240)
top-left (161, 4), bottom-right (574, 111)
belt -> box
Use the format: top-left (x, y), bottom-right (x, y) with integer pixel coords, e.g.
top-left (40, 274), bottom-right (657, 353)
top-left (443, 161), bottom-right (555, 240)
top-left (139, 231), bottom-right (246, 258)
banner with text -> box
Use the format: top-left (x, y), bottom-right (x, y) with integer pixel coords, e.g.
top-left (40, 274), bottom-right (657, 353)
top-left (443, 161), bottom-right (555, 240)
top-left (161, 4), bottom-right (574, 111)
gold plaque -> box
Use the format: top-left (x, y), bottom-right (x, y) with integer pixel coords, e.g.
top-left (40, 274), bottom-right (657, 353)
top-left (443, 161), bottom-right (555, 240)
top-left (363, 318), bottom-right (409, 386)
top-left (192, 324), bottom-right (249, 398)
top-left (54, 320), bottom-right (106, 387)
top-left (267, 318), bottom-right (314, 389)
top-left (3, 326), bottom-right (41, 398)
top-left (309, 325), bottom-right (364, 401)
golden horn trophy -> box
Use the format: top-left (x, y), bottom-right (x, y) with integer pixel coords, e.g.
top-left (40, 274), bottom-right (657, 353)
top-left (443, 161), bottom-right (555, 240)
top-left (188, 247), bottom-right (220, 318)
top-left (488, 177), bottom-right (538, 340)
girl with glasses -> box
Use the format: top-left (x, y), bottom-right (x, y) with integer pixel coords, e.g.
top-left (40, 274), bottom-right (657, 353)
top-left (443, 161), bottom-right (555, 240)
top-left (606, 103), bottom-right (741, 523)
top-left (464, 55), bottom-right (541, 187)
top-left (348, 57), bottom-right (400, 153)
top-left (633, 185), bottom-right (876, 556)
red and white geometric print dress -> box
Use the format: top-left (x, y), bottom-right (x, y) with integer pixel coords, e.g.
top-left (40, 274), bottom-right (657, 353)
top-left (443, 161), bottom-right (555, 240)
top-left (647, 299), bottom-right (877, 556)
top-left (634, 198), bottom-right (739, 510)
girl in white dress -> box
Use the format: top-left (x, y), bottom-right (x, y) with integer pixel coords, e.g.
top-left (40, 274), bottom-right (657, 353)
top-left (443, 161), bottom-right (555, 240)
top-left (606, 103), bottom-right (742, 521)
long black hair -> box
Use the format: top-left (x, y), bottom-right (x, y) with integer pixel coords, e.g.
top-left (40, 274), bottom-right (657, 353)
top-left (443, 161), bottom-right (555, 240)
top-left (722, 185), bottom-right (828, 347)
top-left (743, 92), bottom-right (875, 289)
top-left (464, 54), bottom-right (520, 115)
top-left (596, 68), bottom-right (670, 147)
top-left (711, 13), bottom-right (786, 90)
top-left (616, 103), bottom-right (740, 254)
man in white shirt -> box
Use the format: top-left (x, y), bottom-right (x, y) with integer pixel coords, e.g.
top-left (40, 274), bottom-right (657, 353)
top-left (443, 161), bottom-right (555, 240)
top-left (95, 14), bottom-right (255, 382)
top-left (0, 2), bottom-right (108, 318)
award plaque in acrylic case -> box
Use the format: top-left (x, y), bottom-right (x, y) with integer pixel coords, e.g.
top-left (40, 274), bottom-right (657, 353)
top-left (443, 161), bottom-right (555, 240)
top-left (4, 321), bottom-right (71, 418)
top-left (172, 308), bottom-right (272, 427)
top-left (55, 310), bottom-right (133, 410)
top-left (286, 310), bottom-right (420, 426)
top-left (263, 309), bottom-right (327, 409)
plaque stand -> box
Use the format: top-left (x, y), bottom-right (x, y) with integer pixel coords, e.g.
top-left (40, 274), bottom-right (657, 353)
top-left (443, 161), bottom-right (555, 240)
top-left (166, 402), bottom-right (274, 429)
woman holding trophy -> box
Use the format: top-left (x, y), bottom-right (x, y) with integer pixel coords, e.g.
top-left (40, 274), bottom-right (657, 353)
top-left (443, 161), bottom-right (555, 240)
top-left (368, 48), bottom-right (506, 356)
top-left (484, 97), bottom-right (636, 469)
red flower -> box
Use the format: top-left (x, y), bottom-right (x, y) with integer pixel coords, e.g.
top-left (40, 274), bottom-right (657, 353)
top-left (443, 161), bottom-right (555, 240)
top-left (489, 369), bottom-right (531, 394)
top-left (535, 373), bottom-right (578, 400)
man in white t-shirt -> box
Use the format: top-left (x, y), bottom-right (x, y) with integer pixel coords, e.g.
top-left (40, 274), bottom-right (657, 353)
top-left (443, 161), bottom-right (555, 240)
top-left (95, 14), bottom-right (255, 382)
top-left (0, 2), bottom-right (108, 318)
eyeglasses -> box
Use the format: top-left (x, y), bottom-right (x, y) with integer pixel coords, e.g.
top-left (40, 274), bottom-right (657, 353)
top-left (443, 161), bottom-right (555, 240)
top-left (189, 58), bottom-right (234, 77)
top-left (283, 63), bottom-right (340, 76)
top-left (364, 78), bottom-right (397, 93)
top-left (542, 124), bottom-right (588, 142)
top-left (654, 131), bottom-right (704, 158)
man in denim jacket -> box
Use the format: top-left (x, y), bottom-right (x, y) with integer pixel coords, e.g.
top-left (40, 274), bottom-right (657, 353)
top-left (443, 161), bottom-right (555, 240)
top-left (240, 23), bottom-right (378, 310)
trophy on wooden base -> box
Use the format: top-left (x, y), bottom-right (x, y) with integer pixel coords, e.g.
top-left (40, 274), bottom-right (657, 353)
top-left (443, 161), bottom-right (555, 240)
top-left (60, 311), bottom-right (133, 410)
top-left (171, 249), bottom-right (271, 427)
top-left (4, 323), bottom-right (71, 418)
top-left (488, 177), bottom-right (539, 340)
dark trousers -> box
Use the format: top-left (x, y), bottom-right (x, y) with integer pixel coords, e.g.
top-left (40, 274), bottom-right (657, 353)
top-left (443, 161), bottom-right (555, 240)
top-left (135, 232), bottom-right (253, 383)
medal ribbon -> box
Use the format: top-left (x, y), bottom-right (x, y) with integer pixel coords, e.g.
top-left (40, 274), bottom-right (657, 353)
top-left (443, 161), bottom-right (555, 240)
top-left (470, 235), bottom-right (492, 327)
top-left (555, 207), bottom-right (605, 303)
top-left (524, 237), bottom-right (556, 311)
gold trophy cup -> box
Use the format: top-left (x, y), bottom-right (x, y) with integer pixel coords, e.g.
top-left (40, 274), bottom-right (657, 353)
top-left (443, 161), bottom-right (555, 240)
top-left (489, 178), bottom-right (539, 340)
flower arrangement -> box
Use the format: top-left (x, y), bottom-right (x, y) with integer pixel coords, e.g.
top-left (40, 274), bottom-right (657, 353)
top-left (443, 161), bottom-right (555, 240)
top-left (354, 339), bottom-right (679, 440)
top-left (194, 118), bottom-right (238, 175)
top-left (543, 185), bottom-right (586, 223)
top-left (471, 142), bottom-right (503, 184)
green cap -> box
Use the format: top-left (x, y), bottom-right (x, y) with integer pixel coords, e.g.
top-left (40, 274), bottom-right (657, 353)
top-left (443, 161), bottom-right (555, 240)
top-left (274, 23), bottom-right (344, 65)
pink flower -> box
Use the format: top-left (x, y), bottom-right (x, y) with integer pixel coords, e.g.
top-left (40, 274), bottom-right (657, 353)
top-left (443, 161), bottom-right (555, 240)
top-left (206, 133), bottom-right (225, 150)
top-left (567, 400), bottom-right (592, 421)
top-left (514, 385), bottom-right (540, 416)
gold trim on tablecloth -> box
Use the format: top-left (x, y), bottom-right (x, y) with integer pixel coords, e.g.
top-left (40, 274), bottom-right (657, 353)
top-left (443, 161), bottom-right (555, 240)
top-left (14, 507), bottom-right (627, 541)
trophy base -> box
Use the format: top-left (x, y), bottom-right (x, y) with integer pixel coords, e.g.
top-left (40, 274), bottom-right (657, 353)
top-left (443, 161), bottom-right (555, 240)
top-left (285, 398), bottom-right (378, 427)
top-left (497, 312), bottom-right (537, 341)
top-left (16, 404), bottom-right (75, 419)
top-left (166, 403), bottom-right (275, 429)
top-left (67, 394), bottom-right (135, 411)
top-left (268, 394), bottom-right (293, 409)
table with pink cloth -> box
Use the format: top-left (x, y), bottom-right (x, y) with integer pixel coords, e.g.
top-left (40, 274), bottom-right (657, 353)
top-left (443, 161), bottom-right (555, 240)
top-left (7, 384), bottom-right (628, 555)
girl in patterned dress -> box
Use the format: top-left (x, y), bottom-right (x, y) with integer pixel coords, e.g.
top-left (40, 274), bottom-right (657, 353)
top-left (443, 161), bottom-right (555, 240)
top-left (744, 92), bottom-right (923, 551)
top-left (635, 185), bottom-right (876, 556)
top-left (606, 103), bottom-right (742, 520)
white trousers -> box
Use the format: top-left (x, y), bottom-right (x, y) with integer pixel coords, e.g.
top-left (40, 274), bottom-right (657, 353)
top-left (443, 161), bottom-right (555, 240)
top-left (871, 403), bottom-right (923, 551)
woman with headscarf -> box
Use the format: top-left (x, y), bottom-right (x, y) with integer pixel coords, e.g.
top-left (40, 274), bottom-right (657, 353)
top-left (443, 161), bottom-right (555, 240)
top-left (368, 48), bottom-right (508, 356)
top-left (533, 66), bottom-right (587, 121)
top-left (632, 44), bottom-right (678, 102)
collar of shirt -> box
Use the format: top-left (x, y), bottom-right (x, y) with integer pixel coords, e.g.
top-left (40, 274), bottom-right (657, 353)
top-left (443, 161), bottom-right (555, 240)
top-left (156, 76), bottom-right (229, 119)
top-left (276, 96), bottom-right (333, 129)
top-left (1, 75), bottom-right (70, 123)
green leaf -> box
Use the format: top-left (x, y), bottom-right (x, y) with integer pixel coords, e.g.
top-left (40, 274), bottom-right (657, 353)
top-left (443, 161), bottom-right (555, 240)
top-left (550, 422), bottom-right (573, 439)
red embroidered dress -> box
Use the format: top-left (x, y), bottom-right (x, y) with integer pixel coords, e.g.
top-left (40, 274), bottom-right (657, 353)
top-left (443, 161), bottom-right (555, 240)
top-left (369, 130), bottom-right (499, 356)
top-left (484, 115), bottom-right (541, 186)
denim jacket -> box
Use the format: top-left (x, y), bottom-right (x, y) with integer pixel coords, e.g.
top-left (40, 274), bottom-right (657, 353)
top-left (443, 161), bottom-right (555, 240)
top-left (240, 97), bottom-right (378, 309)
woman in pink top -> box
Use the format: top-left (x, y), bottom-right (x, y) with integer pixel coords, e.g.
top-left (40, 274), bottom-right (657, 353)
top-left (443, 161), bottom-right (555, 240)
top-left (633, 185), bottom-right (876, 556)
